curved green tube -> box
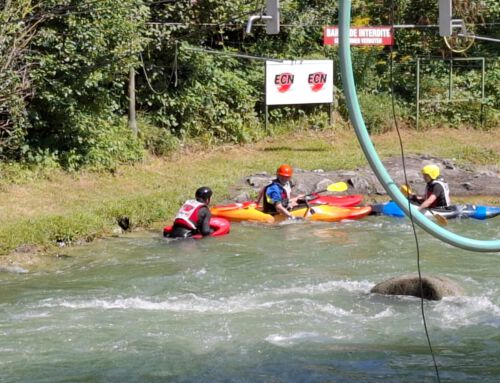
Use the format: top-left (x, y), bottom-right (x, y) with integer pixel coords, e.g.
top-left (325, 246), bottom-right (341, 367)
top-left (338, 0), bottom-right (500, 252)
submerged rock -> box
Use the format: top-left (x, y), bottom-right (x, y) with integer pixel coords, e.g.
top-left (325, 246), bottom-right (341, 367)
top-left (370, 274), bottom-right (463, 301)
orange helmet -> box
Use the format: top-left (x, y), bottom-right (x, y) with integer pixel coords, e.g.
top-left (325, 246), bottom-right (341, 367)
top-left (277, 164), bottom-right (293, 177)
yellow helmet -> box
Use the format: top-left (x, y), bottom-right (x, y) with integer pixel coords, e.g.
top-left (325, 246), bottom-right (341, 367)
top-left (421, 164), bottom-right (440, 180)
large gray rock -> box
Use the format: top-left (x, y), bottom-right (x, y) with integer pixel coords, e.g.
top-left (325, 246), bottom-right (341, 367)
top-left (370, 274), bottom-right (463, 301)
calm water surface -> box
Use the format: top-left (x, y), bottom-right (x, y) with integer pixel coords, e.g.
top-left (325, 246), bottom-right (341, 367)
top-left (1, 216), bottom-right (499, 382)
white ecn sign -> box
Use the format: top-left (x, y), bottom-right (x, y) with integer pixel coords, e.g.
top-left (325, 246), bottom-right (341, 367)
top-left (265, 60), bottom-right (334, 106)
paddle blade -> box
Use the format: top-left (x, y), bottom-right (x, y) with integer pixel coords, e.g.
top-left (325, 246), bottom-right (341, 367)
top-left (400, 184), bottom-right (412, 197)
top-left (433, 213), bottom-right (448, 226)
top-left (326, 182), bottom-right (348, 192)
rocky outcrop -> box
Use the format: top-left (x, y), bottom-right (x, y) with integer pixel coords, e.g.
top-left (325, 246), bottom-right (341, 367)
top-left (230, 154), bottom-right (500, 202)
top-left (370, 274), bottom-right (464, 300)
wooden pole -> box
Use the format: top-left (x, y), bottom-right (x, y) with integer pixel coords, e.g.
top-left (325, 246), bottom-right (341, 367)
top-left (128, 67), bottom-right (138, 137)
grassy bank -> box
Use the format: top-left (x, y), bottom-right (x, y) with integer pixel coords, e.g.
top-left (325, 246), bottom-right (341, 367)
top-left (1, 126), bottom-right (499, 262)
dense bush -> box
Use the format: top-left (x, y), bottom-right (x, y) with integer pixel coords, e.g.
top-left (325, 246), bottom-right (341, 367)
top-left (158, 51), bottom-right (261, 144)
top-left (0, 0), bottom-right (498, 170)
top-left (1, 0), bottom-right (149, 169)
top-left (0, 0), bottom-right (37, 159)
top-left (138, 118), bottom-right (179, 156)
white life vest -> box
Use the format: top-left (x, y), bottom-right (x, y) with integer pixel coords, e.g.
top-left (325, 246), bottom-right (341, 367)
top-left (173, 200), bottom-right (206, 230)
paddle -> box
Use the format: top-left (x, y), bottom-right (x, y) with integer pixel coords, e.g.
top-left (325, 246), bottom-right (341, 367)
top-left (300, 182), bottom-right (349, 217)
top-left (427, 208), bottom-right (448, 226)
top-left (318, 181), bottom-right (348, 193)
top-left (303, 181), bottom-right (349, 201)
top-left (400, 184), bottom-right (448, 226)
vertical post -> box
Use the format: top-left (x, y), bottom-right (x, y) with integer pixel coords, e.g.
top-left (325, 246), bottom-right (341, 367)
top-left (448, 59), bottom-right (453, 100)
top-left (330, 60), bottom-right (336, 126)
top-left (480, 57), bottom-right (485, 127)
top-left (265, 0), bottom-right (280, 34)
top-left (416, 58), bottom-right (420, 129)
top-left (128, 67), bottom-right (138, 137)
top-left (439, 0), bottom-right (452, 37)
top-left (264, 61), bottom-right (269, 132)
top-left (265, 105), bottom-right (269, 132)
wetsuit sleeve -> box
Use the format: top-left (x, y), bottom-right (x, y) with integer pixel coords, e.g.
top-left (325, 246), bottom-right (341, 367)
top-left (197, 207), bottom-right (213, 236)
top-left (265, 184), bottom-right (282, 204)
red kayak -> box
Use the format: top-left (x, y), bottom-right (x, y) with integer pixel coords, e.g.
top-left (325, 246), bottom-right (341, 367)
top-left (215, 194), bottom-right (363, 211)
top-left (306, 193), bottom-right (362, 207)
top-left (163, 217), bottom-right (231, 239)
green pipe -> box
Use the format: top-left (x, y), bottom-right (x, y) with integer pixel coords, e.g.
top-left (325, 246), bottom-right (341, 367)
top-left (338, 0), bottom-right (500, 252)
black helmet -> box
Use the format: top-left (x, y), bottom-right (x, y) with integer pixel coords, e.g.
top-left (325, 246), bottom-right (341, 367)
top-left (195, 186), bottom-right (212, 202)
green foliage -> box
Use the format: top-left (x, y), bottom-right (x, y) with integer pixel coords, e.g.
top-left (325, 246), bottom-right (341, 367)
top-left (1, 0), bottom-right (499, 170)
top-left (142, 48), bottom-right (261, 144)
top-left (138, 117), bottom-right (180, 156)
top-left (2, 0), bottom-right (150, 169)
top-left (455, 145), bottom-right (500, 166)
top-left (358, 92), bottom-right (403, 134)
top-left (0, 0), bottom-right (36, 159)
top-left (24, 113), bottom-right (145, 171)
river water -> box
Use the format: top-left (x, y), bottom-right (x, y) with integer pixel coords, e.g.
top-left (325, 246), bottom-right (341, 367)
top-left (1, 216), bottom-right (499, 382)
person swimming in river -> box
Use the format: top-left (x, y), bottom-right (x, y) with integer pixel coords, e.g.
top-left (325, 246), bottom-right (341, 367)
top-left (166, 187), bottom-right (214, 238)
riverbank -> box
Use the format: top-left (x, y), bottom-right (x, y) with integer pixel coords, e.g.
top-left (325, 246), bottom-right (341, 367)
top-left (1, 127), bottom-right (499, 269)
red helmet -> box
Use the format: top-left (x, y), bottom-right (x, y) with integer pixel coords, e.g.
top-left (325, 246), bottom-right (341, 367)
top-left (277, 164), bottom-right (293, 177)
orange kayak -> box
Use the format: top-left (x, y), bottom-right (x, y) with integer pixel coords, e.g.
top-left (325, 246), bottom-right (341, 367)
top-left (286, 205), bottom-right (372, 222)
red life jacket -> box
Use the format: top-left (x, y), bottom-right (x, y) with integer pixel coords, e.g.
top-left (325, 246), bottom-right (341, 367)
top-left (173, 200), bottom-right (206, 230)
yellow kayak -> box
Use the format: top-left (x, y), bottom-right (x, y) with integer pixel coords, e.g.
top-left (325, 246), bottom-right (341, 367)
top-left (211, 204), bottom-right (372, 223)
top-left (285, 205), bottom-right (372, 222)
top-left (210, 206), bottom-right (275, 223)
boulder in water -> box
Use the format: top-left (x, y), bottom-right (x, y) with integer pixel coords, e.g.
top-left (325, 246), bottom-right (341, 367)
top-left (370, 274), bottom-right (463, 301)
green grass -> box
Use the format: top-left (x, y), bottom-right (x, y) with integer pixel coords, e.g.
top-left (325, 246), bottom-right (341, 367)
top-left (1, 125), bottom-right (499, 259)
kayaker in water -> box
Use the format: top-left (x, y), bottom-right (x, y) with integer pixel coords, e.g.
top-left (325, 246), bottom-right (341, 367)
top-left (405, 164), bottom-right (451, 210)
top-left (258, 164), bottom-right (305, 219)
top-left (167, 187), bottom-right (214, 238)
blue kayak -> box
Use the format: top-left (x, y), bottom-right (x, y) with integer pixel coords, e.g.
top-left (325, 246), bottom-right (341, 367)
top-left (371, 201), bottom-right (500, 220)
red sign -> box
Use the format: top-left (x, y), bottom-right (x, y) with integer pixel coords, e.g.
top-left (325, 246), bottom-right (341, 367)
top-left (323, 26), bottom-right (393, 46)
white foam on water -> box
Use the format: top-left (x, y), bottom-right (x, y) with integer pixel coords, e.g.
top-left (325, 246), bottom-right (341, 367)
top-left (12, 311), bottom-right (52, 320)
top-left (0, 266), bottom-right (29, 274)
top-left (372, 306), bottom-right (395, 319)
top-left (315, 302), bottom-right (352, 317)
top-left (265, 331), bottom-right (320, 346)
top-left (39, 293), bottom-right (280, 314)
top-left (434, 295), bottom-right (500, 328)
top-left (267, 279), bottom-right (373, 296)
top-left (54, 295), bottom-right (244, 313)
top-left (195, 268), bottom-right (207, 277)
top-left (34, 279), bottom-right (374, 316)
